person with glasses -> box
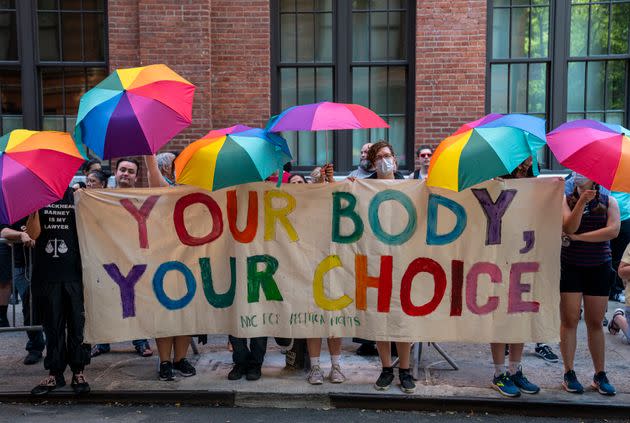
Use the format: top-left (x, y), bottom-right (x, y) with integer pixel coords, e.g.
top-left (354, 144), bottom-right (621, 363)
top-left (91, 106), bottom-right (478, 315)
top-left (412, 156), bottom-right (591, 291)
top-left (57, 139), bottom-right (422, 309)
top-left (412, 146), bottom-right (432, 180)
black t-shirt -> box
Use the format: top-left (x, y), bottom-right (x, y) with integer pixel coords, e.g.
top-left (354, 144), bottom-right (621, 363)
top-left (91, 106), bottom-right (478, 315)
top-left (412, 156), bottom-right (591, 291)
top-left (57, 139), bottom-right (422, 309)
top-left (32, 188), bottom-right (82, 284)
top-left (0, 216), bottom-right (28, 268)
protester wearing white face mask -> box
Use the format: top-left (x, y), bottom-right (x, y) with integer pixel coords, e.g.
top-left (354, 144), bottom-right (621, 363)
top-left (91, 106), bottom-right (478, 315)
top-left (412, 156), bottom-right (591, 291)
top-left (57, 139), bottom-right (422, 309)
top-left (363, 141), bottom-right (412, 394)
top-left (367, 141), bottom-right (405, 181)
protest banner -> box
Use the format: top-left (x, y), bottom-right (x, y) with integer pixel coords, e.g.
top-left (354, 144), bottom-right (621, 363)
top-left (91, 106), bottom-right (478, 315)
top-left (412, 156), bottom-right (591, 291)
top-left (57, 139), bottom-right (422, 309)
top-left (75, 178), bottom-right (563, 344)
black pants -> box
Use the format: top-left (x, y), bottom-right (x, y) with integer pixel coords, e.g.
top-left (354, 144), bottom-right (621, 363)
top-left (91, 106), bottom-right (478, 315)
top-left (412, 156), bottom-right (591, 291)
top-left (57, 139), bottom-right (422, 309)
top-left (229, 336), bottom-right (267, 368)
top-left (610, 218), bottom-right (630, 298)
top-left (36, 282), bottom-right (90, 375)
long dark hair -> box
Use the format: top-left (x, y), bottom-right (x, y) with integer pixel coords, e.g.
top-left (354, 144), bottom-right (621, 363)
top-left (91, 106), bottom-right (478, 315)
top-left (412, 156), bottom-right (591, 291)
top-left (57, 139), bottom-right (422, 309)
top-left (566, 183), bottom-right (608, 214)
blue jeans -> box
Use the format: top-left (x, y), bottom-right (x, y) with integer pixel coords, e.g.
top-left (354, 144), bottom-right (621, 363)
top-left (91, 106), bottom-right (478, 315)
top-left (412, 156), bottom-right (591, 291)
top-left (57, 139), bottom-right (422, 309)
top-left (13, 267), bottom-right (45, 353)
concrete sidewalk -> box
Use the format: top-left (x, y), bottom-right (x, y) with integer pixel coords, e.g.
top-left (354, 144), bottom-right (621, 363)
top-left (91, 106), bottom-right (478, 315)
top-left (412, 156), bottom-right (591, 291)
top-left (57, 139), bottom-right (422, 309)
top-left (1, 301), bottom-right (629, 417)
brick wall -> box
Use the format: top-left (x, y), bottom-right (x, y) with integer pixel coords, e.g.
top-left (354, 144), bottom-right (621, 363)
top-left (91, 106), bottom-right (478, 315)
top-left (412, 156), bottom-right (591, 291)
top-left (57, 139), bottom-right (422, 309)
top-left (210, 1), bottom-right (271, 130)
top-left (415, 0), bottom-right (487, 164)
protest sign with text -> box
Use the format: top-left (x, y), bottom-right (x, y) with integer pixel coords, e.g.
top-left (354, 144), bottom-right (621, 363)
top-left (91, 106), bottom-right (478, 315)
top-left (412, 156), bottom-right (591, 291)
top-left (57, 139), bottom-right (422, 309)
top-left (75, 178), bottom-right (563, 344)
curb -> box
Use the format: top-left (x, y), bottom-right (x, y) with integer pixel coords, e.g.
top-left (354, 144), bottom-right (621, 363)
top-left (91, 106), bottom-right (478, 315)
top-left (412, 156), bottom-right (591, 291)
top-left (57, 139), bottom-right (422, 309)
top-left (329, 393), bottom-right (630, 419)
top-left (1, 390), bottom-right (629, 419)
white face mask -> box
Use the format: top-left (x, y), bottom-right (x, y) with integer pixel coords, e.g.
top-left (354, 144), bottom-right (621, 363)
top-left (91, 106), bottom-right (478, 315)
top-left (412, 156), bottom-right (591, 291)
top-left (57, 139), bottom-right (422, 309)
top-left (376, 157), bottom-right (395, 175)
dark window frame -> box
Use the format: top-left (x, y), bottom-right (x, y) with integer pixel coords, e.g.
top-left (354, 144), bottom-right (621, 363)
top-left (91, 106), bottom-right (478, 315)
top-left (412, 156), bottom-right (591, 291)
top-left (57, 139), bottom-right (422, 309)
top-left (270, 0), bottom-right (416, 172)
top-left (486, 0), bottom-right (630, 171)
top-left (6, 0), bottom-right (108, 132)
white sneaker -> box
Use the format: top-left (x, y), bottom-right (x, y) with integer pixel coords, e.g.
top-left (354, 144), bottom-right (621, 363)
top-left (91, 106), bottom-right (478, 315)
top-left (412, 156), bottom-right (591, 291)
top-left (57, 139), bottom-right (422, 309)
top-left (328, 364), bottom-right (346, 383)
top-left (307, 365), bottom-right (324, 385)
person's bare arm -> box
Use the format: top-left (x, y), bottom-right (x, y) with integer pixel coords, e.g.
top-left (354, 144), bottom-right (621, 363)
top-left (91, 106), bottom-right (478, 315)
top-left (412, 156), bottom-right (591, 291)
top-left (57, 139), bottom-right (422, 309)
top-left (144, 155), bottom-right (169, 188)
top-left (0, 227), bottom-right (35, 248)
top-left (562, 191), bottom-right (595, 234)
top-left (25, 212), bottom-right (41, 241)
top-left (568, 197), bottom-right (620, 242)
top-left (618, 260), bottom-right (630, 281)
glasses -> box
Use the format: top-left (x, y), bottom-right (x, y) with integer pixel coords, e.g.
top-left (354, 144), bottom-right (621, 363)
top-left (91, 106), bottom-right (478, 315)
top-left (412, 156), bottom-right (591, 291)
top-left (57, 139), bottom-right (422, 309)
top-left (419, 153), bottom-right (431, 158)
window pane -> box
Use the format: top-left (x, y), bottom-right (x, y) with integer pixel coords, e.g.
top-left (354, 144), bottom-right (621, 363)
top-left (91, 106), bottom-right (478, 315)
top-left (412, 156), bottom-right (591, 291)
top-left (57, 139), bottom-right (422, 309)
top-left (586, 112), bottom-right (604, 122)
top-left (509, 63), bottom-right (527, 112)
top-left (528, 63), bottom-right (546, 113)
top-left (607, 60), bottom-right (626, 110)
top-left (586, 60), bottom-right (605, 111)
top-left (605, 112), bottom-right (624, 125)
top-left (0, 11), bottom-right (17, 60)
top-left (280, 0), bottom-right (295, 12)
top-left (280, 68), bottom-right (297, 109)
top-left (492, 8), bottom-right (509, 59)
top-left (570, 5), bottom-right (588, 57)
top-left (372, 0), bottom-right (388, 9)
top-left (388, 116), bottom-right (405, 166)
top-left (297, 13), bottom-right (314, 62)
top-left (510, 7), bottom-right (530, 58)
top-left (315, 131), bottom-right (331, 164)
top-left (284, 131), bottom-right (297, 165)
top-left (388, 66), bottom-right (405, 114)
top-left (83, 12), bottom-right (104, 61)
top-left (567, 113), bottom-right (584, 122)
top-left (314, 12), bottom-right (332, 62)
top-left (494, 0), bottom-right (509, 5)
top-left (82, 0), bottom-right (105, 10)
top-left (388, 11), bottom-right (406, 60)
top-left (352, 12), bottom-right (369, 61)
top-left (370, 12), bottom-right (388, 60)
top-left (41, 68), bottom-right (64, 115)
top-left (2, 115), bottom-right (22, 135)
top-left (0, 69), bottom-right (21, 114)
top-left (589, 4), bottom-right (609, 55)
top-left (315, 0), bottom-right (332, 12)
top-left (296, 0), bottom-right (313, 12)
top-left (86, 66), bottom-right (106, 88)
top-left (42, 116), bottom-right (65, 131)
top-left (64, 67), bottom-right (85, 115)
top-left (298, 131), bottom-right (316, 165)
top-left (567, 61), bottom-right (585, 112)
top-left (60, 0), bottom-right (81, 10)
top-left (352, 0), bottom-right (370, 10)
top-left (39, 12), bottom-right (60, 61)
top-left (389, 0), bottom-right (404, 9)
top-left (352, 66), bottom-right (369, 106)
top-left (297, 67), bottom-right (315, 104)
top-left (610, 3), bottom-right (630, 54)
top-left (370, 67), bottom-right (387, 114)
top-left (38, 0), bottom-right (57, 10)
top-left (62, 12), bottom-right (82, 61)
top-left (315, 67), bottom-right (333, 102)
top-left (490, 64), bottom-right (508, 113)
top-left (280, 14), bottom-right (296, 62)
top-left (529, 6), bottom-right (549, 58)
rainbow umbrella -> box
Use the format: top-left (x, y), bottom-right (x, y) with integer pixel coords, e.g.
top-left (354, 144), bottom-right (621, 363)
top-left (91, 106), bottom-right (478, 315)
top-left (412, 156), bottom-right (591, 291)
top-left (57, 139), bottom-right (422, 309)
top-left (265, 101), bottom-right (389, 132)
top-left (0, 130), bottom-right (85, 224)
top-left (427, 114), bottom-right (547, 191)
top-left (174, 127), bottom-right (292, 191)
top-left (547, 119), bottom-right (630, 192)
top-left (74, 64), bottom-right (195, 159)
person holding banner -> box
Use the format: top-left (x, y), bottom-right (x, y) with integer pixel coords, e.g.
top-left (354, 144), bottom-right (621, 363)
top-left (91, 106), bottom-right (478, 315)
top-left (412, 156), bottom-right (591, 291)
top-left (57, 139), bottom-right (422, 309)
top-left (27, 188), bottom-right (91, 395)
top-left (90, 158), bottom-right (153, 360)
top-left (561, 174), bottom-right (619, 396)
top-left (143, 154), bottom-right (197, 381)
top-left (489, 157), bottom-right (541, 397)
top-left (364, 141), bottom-right (415, 393)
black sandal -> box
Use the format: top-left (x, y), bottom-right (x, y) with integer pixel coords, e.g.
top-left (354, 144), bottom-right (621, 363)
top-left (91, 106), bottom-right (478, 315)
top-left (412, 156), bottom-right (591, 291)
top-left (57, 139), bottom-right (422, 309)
top-left (608, 309), bottom-right (625, 335)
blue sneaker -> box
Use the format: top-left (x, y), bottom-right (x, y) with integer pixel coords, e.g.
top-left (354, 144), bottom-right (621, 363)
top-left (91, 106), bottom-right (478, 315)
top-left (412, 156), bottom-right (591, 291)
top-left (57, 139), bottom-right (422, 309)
top-left (510, 370), bottom-right (540, 394)
top-left (563, 370), bottom-right (584, 394)
top-left (592, 371), bottom-right (616, 396)
top-left (492, 372), bottom-right (520, 397)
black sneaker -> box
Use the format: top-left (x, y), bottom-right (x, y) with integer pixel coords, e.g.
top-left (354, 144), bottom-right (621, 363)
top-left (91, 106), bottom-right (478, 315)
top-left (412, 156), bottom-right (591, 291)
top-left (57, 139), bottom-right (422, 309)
top-left (246, 365), bottom-right (262, 381)
top-left (71, 372), bottom-right (90, 395)
top-left (159, 361), bottom-right (175, 381)
top-left (23, 351), bottom-right (43, 365)
top-left (228, 364), bottom-right (245, 380)
top-left (31, 374), bottom-right (66, 395)
top-left (534, 344), bottom-right (559, 363)
top-left (399, 370), bottom-right (416, 394)
top-left (374, 369), bottom-right (394, 391)
top-left (173, 358), bottom-right (196, 377)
